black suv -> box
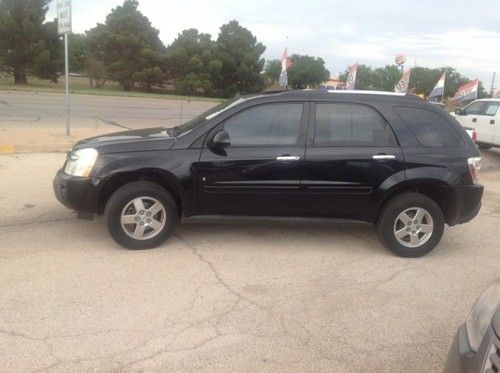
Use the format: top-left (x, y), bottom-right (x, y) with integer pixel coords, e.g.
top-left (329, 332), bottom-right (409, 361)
top-left (53, 90), bottom-right (483, 257)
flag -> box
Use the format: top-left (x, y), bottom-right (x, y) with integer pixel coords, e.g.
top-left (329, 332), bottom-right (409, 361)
top-left (395, 69), bottom-right (411, 93)
top-left (278, 47), bottom-right (292, 88)
top-left (345, 63), bottom-right (358, 90)
top-left (454, 79), bottom-right (479, 102)
top-left (428, 73), bottom-right (446, 101)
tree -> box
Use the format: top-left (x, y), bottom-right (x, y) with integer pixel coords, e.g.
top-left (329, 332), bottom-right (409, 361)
top-left (86, 0), bottom-right (165, 90)
top-left (214, 20), bottom-right (266, 98)
top-left (165, 28), bottom-right (221, 96)
top-left (68, 33), bottom-right (88, 74)
top-left (32, 19), bottom-right (63, 82)
top-left (286, 54), bottom-right (330, 89)
top-left (263, 59), bottom-right (281, 86)
top-left (133, 67), bottom-right (163, 91)
top-left (0, 0), bottom-right (61, 83)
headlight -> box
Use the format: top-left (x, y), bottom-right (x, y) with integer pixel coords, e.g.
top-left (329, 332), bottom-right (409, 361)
top-left (465, 279), bottom-right (500, 352)
top-left (63, 148), bottom-right (98, 177)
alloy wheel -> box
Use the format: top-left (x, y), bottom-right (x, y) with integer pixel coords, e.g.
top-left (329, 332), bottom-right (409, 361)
top-left (120, 197), bottom-right (166, 240)
top-left (393, 207), bottom-right (434, 248)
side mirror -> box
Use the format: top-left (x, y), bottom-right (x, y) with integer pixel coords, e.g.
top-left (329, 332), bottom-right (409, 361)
top-left (455, 108), bottom-right (465, 115)
top-left (211, 130), bottom-right (231, 148)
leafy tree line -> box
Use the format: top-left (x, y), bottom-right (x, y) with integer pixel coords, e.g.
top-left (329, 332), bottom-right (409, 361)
top-left (337, 64), bottom-right (489, 99)
top-left (0, 0), bottom-right (269, 98)
top-left (0, 0), bottom-right (489, 99)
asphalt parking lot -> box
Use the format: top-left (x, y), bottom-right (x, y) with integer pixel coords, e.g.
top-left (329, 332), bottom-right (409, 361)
top-left (1, 149), bottom-right (499, 372)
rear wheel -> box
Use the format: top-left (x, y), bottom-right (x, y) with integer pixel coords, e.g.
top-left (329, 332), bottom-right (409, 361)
top-left (105, 181), bottom-right (178, 249)
top-left (377, 192), bottom-right (444, 257)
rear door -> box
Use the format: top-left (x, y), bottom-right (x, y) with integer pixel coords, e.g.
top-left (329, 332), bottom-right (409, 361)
top-left (479, 101), bottom-right (500, 144)
top-left (197, 102), bottom-right (308, 216)
top-left (299, 101), bottom-right (405, 221)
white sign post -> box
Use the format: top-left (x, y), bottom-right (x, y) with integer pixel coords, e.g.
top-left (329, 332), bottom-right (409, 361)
top-left (57, 0), bottom-right (72, 136)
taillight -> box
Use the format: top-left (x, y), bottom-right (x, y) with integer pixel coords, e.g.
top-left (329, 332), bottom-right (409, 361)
top-left (468, 157), bottom-right (481, 183)
top-left (471, 130), bottom-right (477, 143)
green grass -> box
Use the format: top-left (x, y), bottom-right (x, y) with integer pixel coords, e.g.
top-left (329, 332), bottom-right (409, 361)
top-left (0, 76), bottom-right (223, 103)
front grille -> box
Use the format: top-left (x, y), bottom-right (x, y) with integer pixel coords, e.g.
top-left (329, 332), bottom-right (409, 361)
top-left (483, 335), bottom-right (500, 373)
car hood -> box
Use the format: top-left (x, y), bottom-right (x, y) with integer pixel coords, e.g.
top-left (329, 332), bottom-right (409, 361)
top-left (73, 127), bottom-right (176, 153)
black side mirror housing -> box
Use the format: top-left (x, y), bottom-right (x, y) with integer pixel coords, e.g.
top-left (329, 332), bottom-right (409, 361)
top-left (211, 130), bottom-right (231, 148)
top-left (455, 108), bottom-right (465, 115)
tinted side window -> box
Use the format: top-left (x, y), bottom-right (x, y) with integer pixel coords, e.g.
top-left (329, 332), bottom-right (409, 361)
top-left (314, 103), bottom-right (396, 146)
top-left (394, 106), bottom-right (464, 147)
top-left (463, 101), bottom-right (484, 115)
top-left (224, 103), bottom-right (303, 146)
top-left (484, 102), bottom-right (500, 116)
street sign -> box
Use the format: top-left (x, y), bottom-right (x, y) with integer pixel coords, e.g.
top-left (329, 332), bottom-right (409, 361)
top-left (57, 0), bottom-right (72, 35)
top-left (57, 0), bottom-right (72, 135)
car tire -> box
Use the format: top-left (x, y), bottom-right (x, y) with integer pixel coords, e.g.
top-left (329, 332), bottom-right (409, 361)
top-left (104, 181), bottom-right (178, 249)
top-left (376, 192), bottom-right (444, 258)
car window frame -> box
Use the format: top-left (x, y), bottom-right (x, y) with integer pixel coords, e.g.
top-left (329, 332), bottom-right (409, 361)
top-left (202, 101), bottom-right (310, 149)
top-left (463, 101), bottom-right (486, 116)
top-left (394, 105), bottom-right (466, 148)
top-left (308, 101), bottom-right (399, 147)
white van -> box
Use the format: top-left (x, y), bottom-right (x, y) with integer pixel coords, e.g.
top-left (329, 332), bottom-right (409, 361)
top-left (453, 99), bottom-right (500, 149)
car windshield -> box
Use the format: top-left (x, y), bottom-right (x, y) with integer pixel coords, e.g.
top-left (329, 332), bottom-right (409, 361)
top-left (168, 97), bottom-right (248, 136)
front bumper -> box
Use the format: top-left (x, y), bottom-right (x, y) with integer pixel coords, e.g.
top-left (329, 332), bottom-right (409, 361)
top-left (446, 184), bottom-right (484, 226)
top-left (53, 169), bottom-right (99, 213)
top-left (444, 324), bottom-right (499, 373)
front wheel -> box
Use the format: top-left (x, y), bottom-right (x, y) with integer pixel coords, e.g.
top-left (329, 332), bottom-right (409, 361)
top-left (376, 192), bottom-right (444, 257)
top-left (105, 181), bottom-right (178, 249)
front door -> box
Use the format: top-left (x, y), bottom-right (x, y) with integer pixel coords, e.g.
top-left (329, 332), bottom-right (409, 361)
top-left (197, 102), bottom-right (308, 216)
top-left (299, 102), bottom-right (405, 221)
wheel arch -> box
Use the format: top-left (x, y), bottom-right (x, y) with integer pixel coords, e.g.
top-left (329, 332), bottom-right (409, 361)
top-left (377, 178), bottom-right (455, 225)
top-left (97, 168), bottom-right (184, 217)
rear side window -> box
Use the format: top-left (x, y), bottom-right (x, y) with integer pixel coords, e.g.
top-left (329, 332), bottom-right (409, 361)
top-left (314, 103), bottom-right (397, 146)
top-left (394, 106), bottom-right (464, 147)
top-left (484, 102), bottom-right (500, 116)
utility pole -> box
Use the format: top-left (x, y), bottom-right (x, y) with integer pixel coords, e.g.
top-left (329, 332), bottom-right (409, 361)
top-left (64, 33), bottom-right (70, 135)
top-left (490, 71), bottom-right (496, 95)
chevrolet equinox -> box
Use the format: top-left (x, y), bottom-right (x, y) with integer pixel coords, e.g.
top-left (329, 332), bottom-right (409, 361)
top-left (53, 90), bottom-right (483, 257)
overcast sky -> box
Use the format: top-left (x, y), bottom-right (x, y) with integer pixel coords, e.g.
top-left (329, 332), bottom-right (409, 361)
top-left (47, 0), bottom-right (500, 90)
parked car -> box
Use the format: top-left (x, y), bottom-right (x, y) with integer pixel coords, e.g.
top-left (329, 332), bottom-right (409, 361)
top-left (53, 90), bottom-right (483, 257)
top-left (453, 98), bottom-right (500, 149)
top-left (444, 279), bottom-right (500, 373)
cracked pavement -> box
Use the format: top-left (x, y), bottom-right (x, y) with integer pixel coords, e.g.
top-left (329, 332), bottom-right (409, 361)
top-left (1, 150), bottom-right (500, 372)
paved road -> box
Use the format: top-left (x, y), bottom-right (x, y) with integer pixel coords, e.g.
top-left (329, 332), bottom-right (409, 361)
top-left (0, 90), bottom-right (217, 130)
top-left (1, 150), bottom-right (500, 372)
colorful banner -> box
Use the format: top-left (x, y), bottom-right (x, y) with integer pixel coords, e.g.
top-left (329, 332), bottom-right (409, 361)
top-left (428, 73), bottom-right (446, 101)
top-left (454, 79), bottom-right (479, 102)
top-left (278, 47), bottom-right (292, 88)
top-left (345, 63), bottom-right (358, 90)
top-left (395, 69), bottom-right (411, 93)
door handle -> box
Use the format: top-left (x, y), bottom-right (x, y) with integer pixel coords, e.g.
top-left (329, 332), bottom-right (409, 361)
top-left (276, 155), bottom-right (301, 161)
top-left (472, 118), bottom-right (477, 123)
top-left (491, 120), bottom-right (495, 125)
top-left (372, 154), bottom-right (396, 160)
